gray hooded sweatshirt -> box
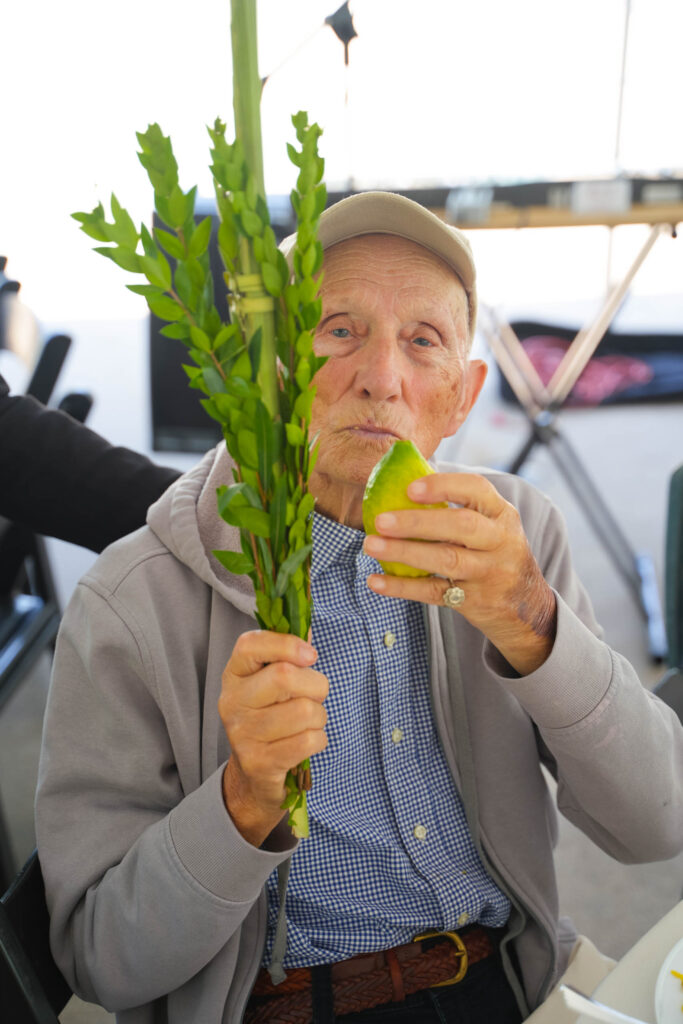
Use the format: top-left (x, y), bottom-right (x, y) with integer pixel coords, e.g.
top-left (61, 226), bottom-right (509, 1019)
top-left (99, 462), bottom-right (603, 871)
top-left (35, 444), bottom-right (683, 1023)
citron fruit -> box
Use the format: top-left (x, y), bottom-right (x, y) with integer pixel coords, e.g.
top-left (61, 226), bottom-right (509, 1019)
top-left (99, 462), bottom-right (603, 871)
top-left (362, 439), bottom-right (447, 577)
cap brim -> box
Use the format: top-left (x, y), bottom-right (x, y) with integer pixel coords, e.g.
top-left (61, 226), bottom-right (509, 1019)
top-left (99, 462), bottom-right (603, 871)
top-left (281, 190), bottom-right (477, 336)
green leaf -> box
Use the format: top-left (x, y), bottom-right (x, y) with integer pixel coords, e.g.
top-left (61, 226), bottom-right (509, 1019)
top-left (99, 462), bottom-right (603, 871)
top-left (286, 142), bottom-right (301, 168)
top-left (212, 549), bottom-right (254, 575)
top-left (270, 473), bottom-right (288, 559)
top-left (200, 397), bottom-right (223, 423)
top-left (237, 428), bottom-right (259, 469)
top-left (160, 322), bottom-right (191, 340)
top-left (257, 534), bottom-right (274, 579)
top-left (229, 506), bottom-right (270, 538)
top-left (107, 194), bottom-right (139, 248)
top-left (295, 358), bottom-right (311, 390)
top-left (185, 256), bottom-right (206, 291)
top-left (294, 389), bottom-right (314, 422)
top-left (166, 185), bottom-right (190, 228)
top-left (276, 250), bottom-right (291, 289)
top-left (189, 216), bottom-right (212, 257)
top-left (72, 205), bottom-right (109, 242)
top-left (284, 579), bottom-right (304, 639)
top-left (263, 226), bottom-right (279, 263)
top-left (93, 246), bottom-right (141, 273)
top-left (126, 283), bottom-right (163, 297)
top-left (253, 401), bottom-right (273, 491)
top-left (218, 218), bottom-right (239, 263)
top-left (136, 123), bottom-right (179, 196)
top-left (147, 294), bottom-right (185, 321)
top-left (313, 184), bottom-right (327, 219)
top-left (140, 253), bottom-right (172, 290)
top-left (213, 325), bottom-right (241, 363)
top-left (239, 208), bottom-right (262, 238)
top-left (255, 591), bottom-right (272, 625)
top-left (190, 325), bottom-right (212, 352)
top-left (212, 392), bottom-right (235, 417)
top-left (296, 331), bottom-right (314, 357)
top-left (285, 423), bottom-right (305, 446)
top-left (261, 261), bottom-right (283, 298)
top-left (301, 244), bottom-right (318, 278)
top-left (232, 349), bottom-right (252, 381)
top-left (248, 327), bottom-right (262, 383)
top-left (270, 596), bottom-right (283, 625)
top-left (173, 262), bottom-right (194, 308)
top-left (202, 366), bottom-right (224, 394)
top-left (140, 223), bottom-right (157, 258)
top-left (216, 482), bottom-right (255, 515)
top-left (298, 277), bottom-right (319, 306)
top-left (302, 299), bottom-right (322, 331)
top-left (297, 493), bottom-right (316, 521)
top-left (275, 544), bottom-right (312, 598)
top-left (182, 364), bottom-right (203, 382)
top-left (225, 376), bottom-right (253, 400)
top-left (290, 511), bottom-right (307, 542)
top-left (252, 235), bottom-right (265, 263)
top-left (154, 227), bottom-right (185, 259)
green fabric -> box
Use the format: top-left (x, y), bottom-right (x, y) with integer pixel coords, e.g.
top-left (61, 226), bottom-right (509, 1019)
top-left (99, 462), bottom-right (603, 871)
top-left (666, 465), bottom-right (683, 669)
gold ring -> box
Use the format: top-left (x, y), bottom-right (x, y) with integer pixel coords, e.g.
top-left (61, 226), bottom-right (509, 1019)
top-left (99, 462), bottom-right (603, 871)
top-left (443, 584), bottom-right (465, 609)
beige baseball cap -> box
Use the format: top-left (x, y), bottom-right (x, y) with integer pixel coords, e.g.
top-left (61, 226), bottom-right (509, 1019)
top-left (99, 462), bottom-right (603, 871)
top-left (281, 190), bottom-right (477, 339)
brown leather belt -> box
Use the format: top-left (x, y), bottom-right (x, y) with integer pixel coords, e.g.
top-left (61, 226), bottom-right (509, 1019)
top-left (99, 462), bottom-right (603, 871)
top-left (245, 925), bottom-right (498, 1024)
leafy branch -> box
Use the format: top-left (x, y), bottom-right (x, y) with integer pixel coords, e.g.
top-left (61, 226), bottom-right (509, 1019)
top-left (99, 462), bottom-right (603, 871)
top-left (73, 110), bottom-right (326, 838)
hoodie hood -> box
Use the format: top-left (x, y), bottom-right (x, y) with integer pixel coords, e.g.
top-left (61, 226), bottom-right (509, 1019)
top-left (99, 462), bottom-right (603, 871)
top-left (146, 443), bottom-right (257, 619)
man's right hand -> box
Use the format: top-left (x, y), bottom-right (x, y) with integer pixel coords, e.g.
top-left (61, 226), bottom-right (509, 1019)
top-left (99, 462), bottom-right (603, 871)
top-left (218, 630), bottom-right (329, 847)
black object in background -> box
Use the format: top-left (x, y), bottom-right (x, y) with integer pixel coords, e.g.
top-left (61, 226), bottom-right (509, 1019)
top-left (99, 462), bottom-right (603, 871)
top-left (148, 197), bottom-right (295, 453)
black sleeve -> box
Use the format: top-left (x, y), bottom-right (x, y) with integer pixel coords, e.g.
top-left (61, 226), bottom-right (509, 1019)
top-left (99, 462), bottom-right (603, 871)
top-left (0, 375), bottom-right (181, 552)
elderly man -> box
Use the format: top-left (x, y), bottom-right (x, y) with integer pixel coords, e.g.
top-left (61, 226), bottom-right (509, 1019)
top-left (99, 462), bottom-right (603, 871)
top-left (36, 192), bottom-right (683, 1024)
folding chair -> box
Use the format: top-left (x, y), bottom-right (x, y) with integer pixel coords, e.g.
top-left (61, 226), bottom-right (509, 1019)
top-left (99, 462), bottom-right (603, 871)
top-left (478, 224), bottom-right (676, 662)
top-left (0, 334), bottom-right (93, 891)
top-left (0, 849), bottom-right (72, 1023)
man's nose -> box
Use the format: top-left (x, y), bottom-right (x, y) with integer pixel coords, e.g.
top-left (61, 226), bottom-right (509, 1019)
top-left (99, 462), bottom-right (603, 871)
top-left (353, 336), bottom-right (402, 402)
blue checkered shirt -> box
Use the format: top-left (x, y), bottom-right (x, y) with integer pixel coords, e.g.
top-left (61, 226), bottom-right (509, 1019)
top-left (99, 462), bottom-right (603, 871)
top-left (263, 513), bottom-right (510, 967)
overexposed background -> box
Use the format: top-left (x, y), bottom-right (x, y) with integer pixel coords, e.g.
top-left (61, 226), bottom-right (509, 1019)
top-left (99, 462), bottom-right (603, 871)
top-left (2, 0), bottom-right (682, 321)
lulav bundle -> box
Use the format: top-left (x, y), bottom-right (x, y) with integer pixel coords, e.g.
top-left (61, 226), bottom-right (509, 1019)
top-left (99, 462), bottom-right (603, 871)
top-left (73, 112), bottom-right (326, 838)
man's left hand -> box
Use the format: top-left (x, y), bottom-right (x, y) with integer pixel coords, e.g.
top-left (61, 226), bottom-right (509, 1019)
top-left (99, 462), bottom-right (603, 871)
top-left (363, 471), bottom-right (557, 676)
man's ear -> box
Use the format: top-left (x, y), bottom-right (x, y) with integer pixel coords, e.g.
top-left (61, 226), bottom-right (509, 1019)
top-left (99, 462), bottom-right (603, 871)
top-left (443, 359), bottom-right (488, 439)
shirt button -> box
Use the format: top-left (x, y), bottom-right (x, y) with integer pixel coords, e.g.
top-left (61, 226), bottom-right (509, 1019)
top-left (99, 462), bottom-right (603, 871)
top-left (413, 824), bottom-right (427, 841)
top-left (391, 728), bottom-right (404, 744)
top-left (457, 911), bottom-right (470, 927)
top-left (383, 631), bottom-right (396, 649)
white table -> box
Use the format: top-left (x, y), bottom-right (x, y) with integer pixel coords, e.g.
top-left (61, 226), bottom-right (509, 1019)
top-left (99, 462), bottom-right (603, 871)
top-left (578, 900), bottom-right (683, 1024)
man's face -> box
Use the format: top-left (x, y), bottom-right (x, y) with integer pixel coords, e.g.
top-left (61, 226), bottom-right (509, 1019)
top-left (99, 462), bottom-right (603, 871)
top-left (308, 234), bottom-right (487, 526)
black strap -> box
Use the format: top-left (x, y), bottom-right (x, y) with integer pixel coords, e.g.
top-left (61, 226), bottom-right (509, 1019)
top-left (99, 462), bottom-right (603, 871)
top-left (311, 962), bottom-right (335, 1024)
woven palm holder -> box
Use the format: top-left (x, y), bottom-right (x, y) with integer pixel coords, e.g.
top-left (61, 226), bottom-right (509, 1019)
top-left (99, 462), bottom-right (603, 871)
top-left (245, 924), bottom-right (498, 1023)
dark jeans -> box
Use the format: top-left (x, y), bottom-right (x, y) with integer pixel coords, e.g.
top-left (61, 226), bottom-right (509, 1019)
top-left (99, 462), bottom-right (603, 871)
top-left (330, 954), bottom-right (524, 1024)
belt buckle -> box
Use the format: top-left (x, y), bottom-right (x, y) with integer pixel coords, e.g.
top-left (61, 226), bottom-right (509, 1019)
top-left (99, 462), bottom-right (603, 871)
top-left (412, 929), bottom-right (468, 986)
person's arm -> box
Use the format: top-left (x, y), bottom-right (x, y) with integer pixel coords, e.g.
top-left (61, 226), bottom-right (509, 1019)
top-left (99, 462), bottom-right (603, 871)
top-left (0, 373), bottom-right (180, 551)
top-left (364, 468), bottom-right (683, 862)
top-left (35, 574), bottom-right (297, 1011)
top-left (496, 494), bottom-right (683, 863)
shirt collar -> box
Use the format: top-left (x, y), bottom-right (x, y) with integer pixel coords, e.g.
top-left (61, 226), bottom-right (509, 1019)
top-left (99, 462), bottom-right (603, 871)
top-left (311, 512), bottom-right (366, 578)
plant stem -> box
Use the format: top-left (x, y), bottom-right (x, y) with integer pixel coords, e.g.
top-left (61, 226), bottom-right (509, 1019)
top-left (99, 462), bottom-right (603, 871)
top-left (231, 0), bottom-right (264, 195)
top-left (230, 0), bottom-right (278, 420)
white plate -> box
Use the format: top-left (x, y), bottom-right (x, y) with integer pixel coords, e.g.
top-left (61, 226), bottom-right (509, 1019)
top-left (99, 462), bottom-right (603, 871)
top-left (655, 936), bottom-right (683, 1024)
